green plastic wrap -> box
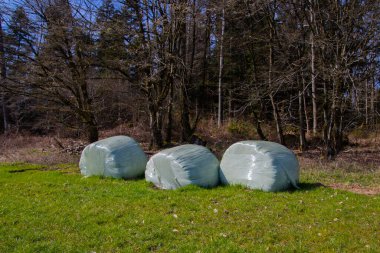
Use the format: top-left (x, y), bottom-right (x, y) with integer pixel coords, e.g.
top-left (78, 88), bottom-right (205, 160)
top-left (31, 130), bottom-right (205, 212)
top-left (220, 141), bottom-right (299, 192)
top-left (79, 136), bottom-right (147, 179)
top-left (145, 144), bottom-right (220, 189)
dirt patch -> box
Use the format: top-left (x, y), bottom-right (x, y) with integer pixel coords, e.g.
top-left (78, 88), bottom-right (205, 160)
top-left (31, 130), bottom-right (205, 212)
top-left (329, 183), bottom-right (380, 196)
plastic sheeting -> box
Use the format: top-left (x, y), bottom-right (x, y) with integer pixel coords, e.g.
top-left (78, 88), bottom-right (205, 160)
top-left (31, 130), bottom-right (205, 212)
top-left (145, 144), bottom-right (220, 189)
top-left (79, 135), bottom-right (148, 179)
top-left (220, 141), bottom-right (299, 192)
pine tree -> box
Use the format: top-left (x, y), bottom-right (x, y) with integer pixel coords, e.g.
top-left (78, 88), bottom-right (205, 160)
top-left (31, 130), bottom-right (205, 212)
top-left (96, 0), bottom-right (126, 69)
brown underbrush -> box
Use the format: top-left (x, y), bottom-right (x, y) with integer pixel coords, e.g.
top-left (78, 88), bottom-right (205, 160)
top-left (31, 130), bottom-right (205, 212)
top-left (1, 121), bottom-right (379, 194)
top-left (0, 134), bottom-right (79, 165)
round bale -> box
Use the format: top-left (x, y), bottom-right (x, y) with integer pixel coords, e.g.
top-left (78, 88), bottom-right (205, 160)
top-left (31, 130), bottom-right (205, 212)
top-left (79, 135), bottom-right (147, 179)
top-left (220, 141), bottom-right (299, 192)
top-left (145, 144), bottom-right (219, 189)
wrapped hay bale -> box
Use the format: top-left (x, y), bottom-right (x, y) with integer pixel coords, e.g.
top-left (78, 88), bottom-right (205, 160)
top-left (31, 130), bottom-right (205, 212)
top-left (79, 136), bottom-right (147, 179)
top-left (220, 141), bottom-right (299, 192)
top-left (145, 144), bottom-right (219, 189)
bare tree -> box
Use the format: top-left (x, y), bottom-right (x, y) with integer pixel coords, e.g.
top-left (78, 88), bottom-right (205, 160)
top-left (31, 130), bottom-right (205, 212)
top-left (4, 0), bottom-right (100, 142)
top-left (267, 0), bottom-right (285, 145)
top-left (217, 0), bottom-right (225, 128)
top-left (0, 13), bottom-right (9, 133)
top-left (309, 0), bottom-right (317, 135)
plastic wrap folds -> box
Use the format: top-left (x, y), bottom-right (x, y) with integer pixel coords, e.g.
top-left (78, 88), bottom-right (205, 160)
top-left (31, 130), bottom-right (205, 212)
top-left (220, 141), bottom-right (299, 192)
top-left (79, 136), bottom-right (147, 179)
top-left (145, 144), bottom-right (220, 189)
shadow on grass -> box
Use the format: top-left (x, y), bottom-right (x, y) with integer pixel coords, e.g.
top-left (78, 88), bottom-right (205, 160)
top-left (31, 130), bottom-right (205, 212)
top-left (8, 167), bottom-right (46, 173)
top-left (146, 182), bottom-right (328, 193)
top-left (8, 166), bottom-right (69, 173)
top-left (84, 174), bottom-right (146, 182)
top-left (288, 182), bottom-right (325, 193)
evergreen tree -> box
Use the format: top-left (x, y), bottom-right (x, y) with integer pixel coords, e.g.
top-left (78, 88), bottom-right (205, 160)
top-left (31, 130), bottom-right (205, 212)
top-left (96, 0), bottom-right (127, 72)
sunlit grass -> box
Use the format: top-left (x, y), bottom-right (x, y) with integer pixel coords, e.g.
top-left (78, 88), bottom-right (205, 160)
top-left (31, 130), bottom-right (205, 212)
top-left (0, 163), bottom-right (379, 252)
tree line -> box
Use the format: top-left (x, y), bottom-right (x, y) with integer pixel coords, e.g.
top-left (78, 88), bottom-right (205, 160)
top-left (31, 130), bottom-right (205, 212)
top-left (0, 0), bottom-right (379, 156)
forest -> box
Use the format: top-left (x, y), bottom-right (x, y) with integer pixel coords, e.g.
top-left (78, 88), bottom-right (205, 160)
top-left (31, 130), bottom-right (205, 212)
top-left (0, 0), bottom-right (379, 157)
top-left (0, 1), bottom-right (379, 251)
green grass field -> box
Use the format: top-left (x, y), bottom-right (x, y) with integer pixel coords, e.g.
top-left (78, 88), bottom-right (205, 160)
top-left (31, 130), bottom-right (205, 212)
top-left (0, 163), bottom-right (379, 252)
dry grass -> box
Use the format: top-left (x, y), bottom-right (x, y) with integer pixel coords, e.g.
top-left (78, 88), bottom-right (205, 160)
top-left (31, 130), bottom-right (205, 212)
top-left (1, 121), bottom-right (379, 195)
top-left (297, 146), bottom-right (380, 195)
top-left (0, 134), bottom-right (79, 165)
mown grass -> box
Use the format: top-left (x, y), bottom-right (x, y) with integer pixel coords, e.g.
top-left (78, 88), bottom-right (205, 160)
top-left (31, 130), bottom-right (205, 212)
top-left (0, 163), bottom-right (379, 252)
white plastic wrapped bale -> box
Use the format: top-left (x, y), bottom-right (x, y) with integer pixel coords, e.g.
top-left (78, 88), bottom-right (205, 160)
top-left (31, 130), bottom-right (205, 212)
top-left (79, 136), bottom-right (147, 179)
top-left (220, 141), bottom-right (299, 192)
top-left (145, 144), bottom-right (220, 189)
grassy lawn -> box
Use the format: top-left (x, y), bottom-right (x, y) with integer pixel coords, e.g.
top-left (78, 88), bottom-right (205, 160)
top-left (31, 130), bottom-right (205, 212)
top-left (0, 163), bottom-right (379, 252)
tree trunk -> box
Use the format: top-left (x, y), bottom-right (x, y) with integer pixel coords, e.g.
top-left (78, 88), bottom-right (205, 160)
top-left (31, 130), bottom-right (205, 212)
top-left (270, 94), bottom-right (285, 145)
top-left (325, 73), bottom-right (344, 158)
top-left (370, 77), bottom-right (375, 127)
top-left (303, 77), bottom-right (310, 134)
top-left (199, 6), bottom-right (210, 115)
top-left (365, 79), bottom-right (368, 125)
top-left (1, 95), bottom-right (8, 133)
top-left (87, 122), bottom-right (99, 143)
top-left (0, 16), bottom-right (9, 133)
top-left (79, 77), bottom-right (98, 143)
top-left (322, 80), bottom-right (329, 152)
top-left (326, 85), bottom-right (336, 158)
top-left (81, 100), bottom-right (99, 144)
top-left (298, 74), bottom-right (307, 151)
top-left (81, 106), bottom-right (98, 143)
top-left (229, 89), bottom-right (232, 120)
top-left (179, 0), bottom-right (197, 142)
top-left (217, 0), bottom-right (225, 128)
top-left (149, 103), bottom-right (163, 149)
top-left (180, 86), bottom-right (193, 142)
top-left (165, 81), bottom-right (174, 144)
top-left (252, 110), bottom-right (267, 140)
top-left (310, 0), bottom-right (317, 135)
top-left (268, 7), bottom-right (284, 145)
